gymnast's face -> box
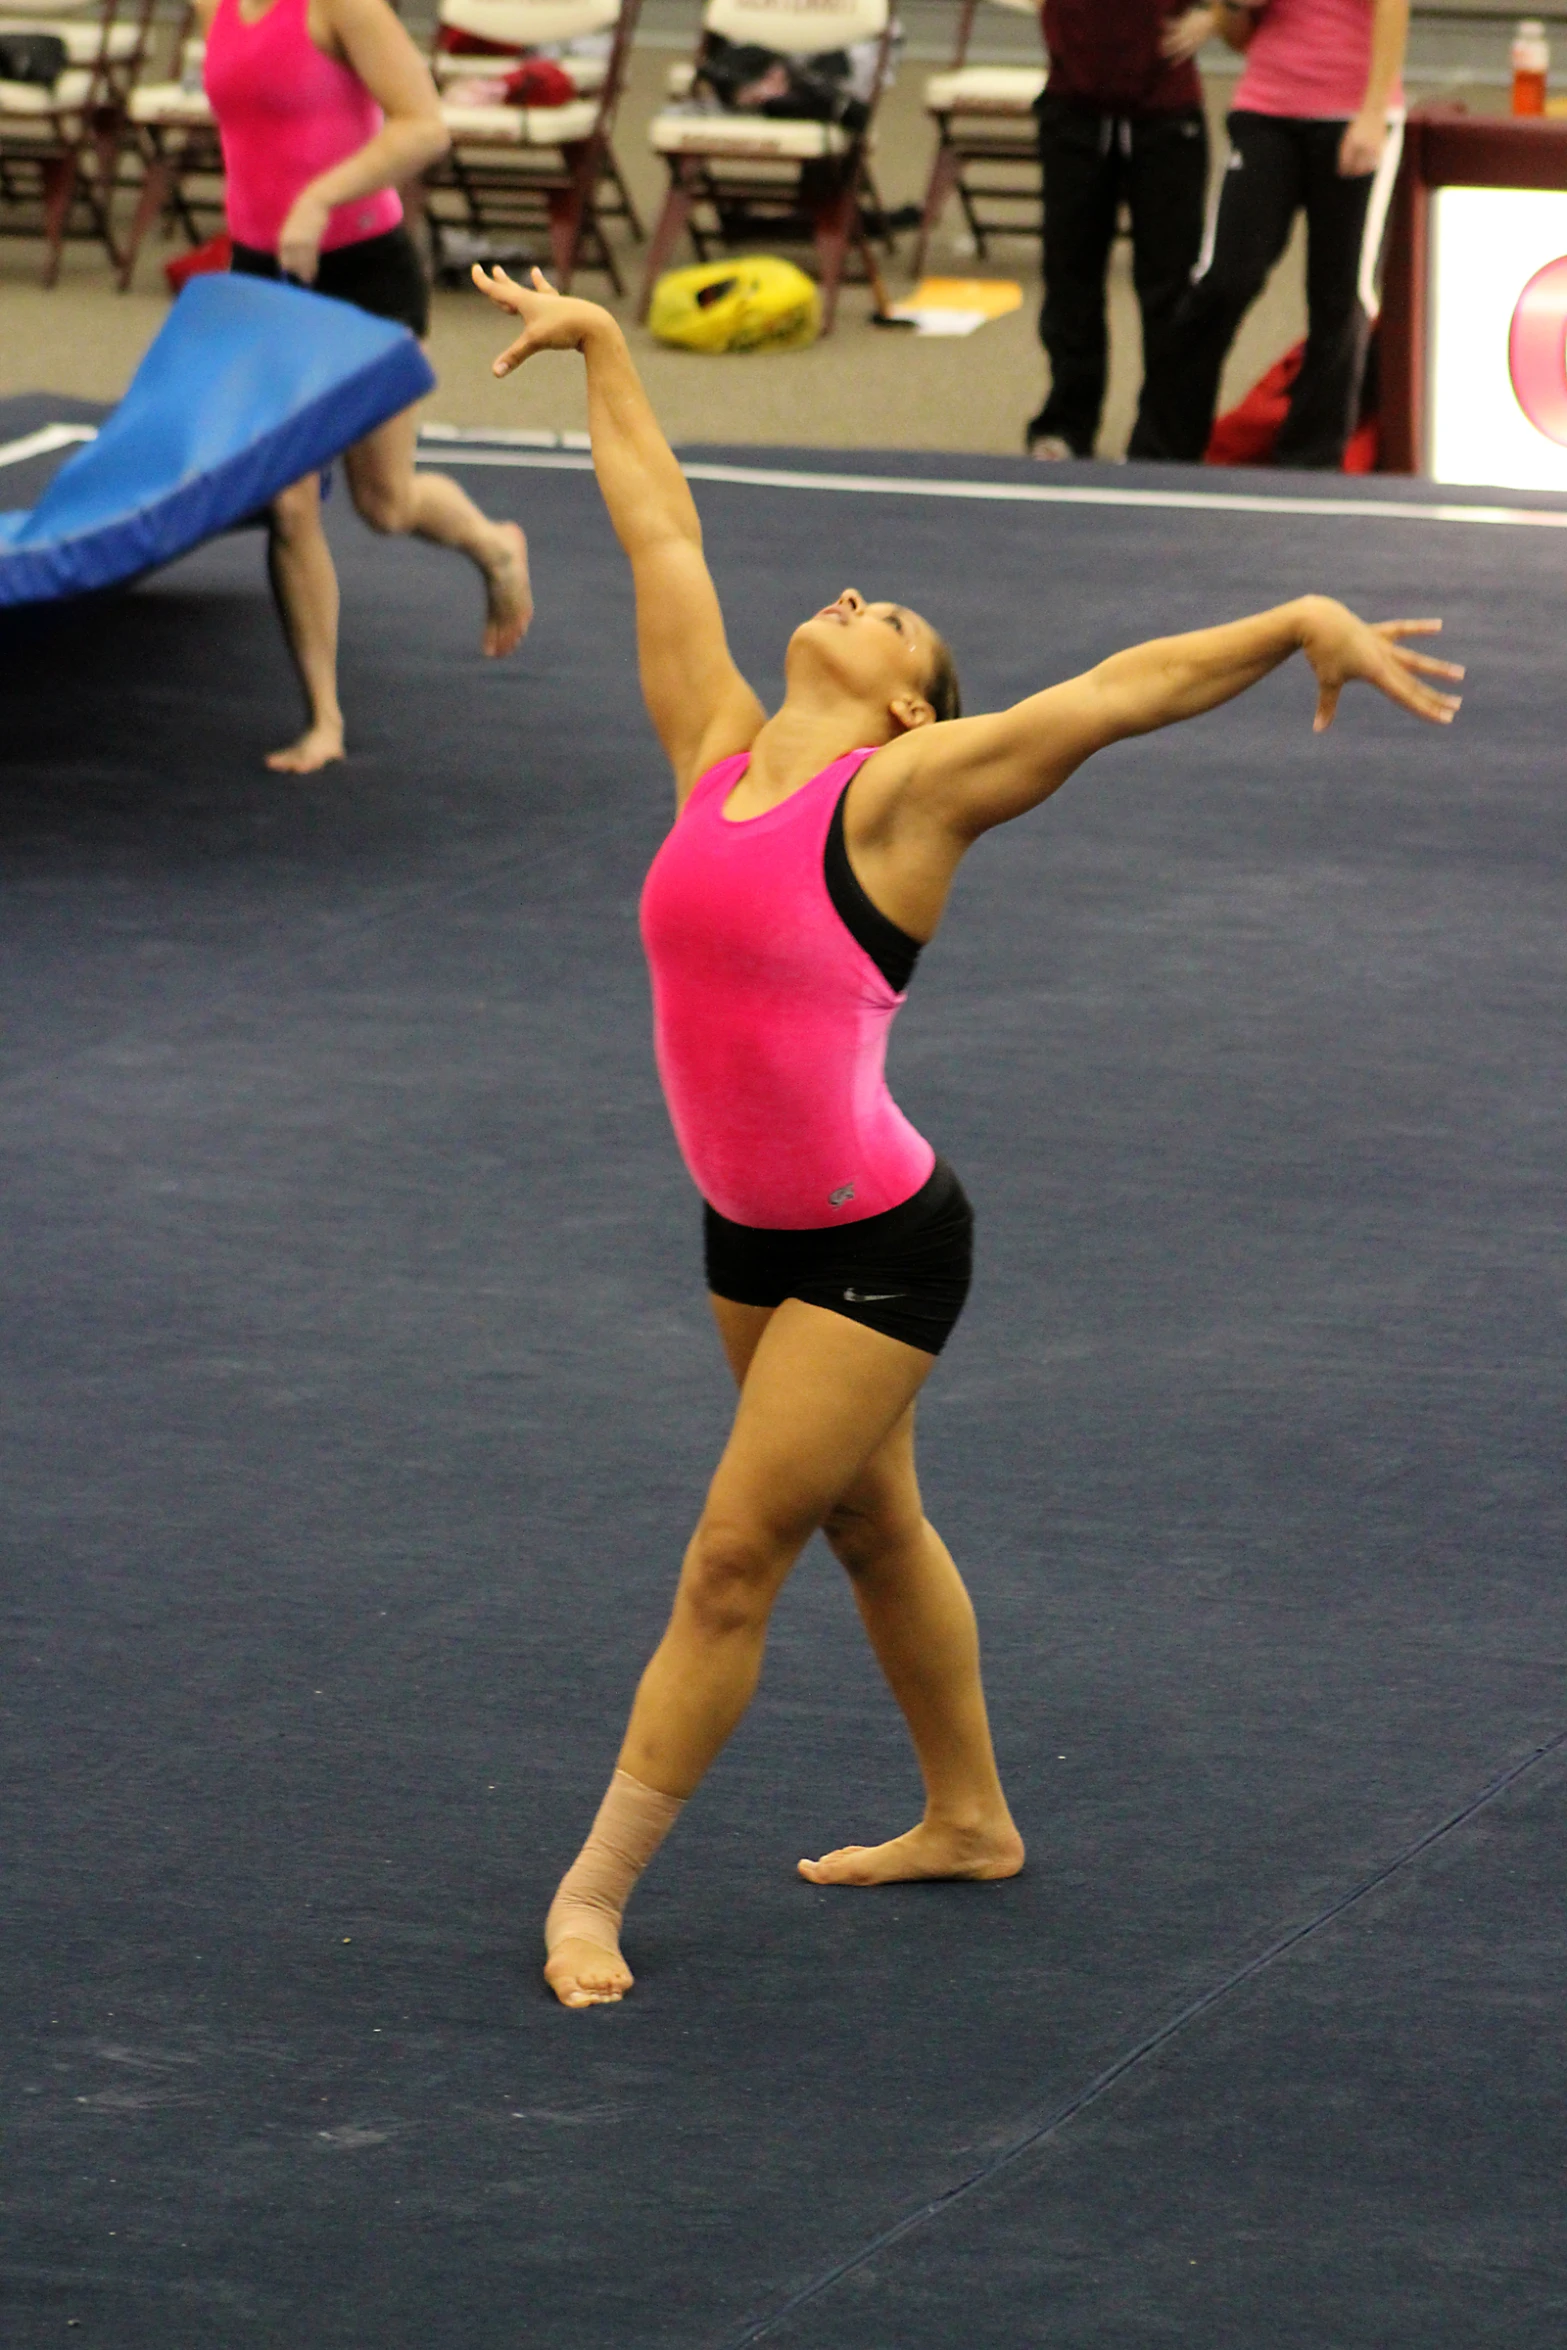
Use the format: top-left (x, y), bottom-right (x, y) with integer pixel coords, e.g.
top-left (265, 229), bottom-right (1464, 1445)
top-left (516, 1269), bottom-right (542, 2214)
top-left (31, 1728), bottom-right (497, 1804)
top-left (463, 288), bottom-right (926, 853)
top-left (789, 588), bottom-right (938, 728)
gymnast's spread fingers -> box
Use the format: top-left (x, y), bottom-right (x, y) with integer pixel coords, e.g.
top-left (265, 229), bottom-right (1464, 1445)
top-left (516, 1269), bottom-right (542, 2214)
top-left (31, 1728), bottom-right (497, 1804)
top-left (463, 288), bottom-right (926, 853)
top-left (1392, 647), bottom-right (1466, 682)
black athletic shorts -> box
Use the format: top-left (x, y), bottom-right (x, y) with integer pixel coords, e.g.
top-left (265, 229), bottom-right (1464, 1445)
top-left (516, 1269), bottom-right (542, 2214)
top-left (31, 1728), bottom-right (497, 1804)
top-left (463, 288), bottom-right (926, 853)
top-left (230, 223), bottom-right (430, 339)
top-left (703, 1157), bottom-right (973, 1356)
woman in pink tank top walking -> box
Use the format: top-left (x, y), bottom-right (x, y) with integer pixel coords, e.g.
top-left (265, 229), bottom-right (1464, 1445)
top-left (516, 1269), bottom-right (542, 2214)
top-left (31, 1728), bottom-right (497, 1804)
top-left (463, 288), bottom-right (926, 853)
top-left (477, 267), bottom-right (1462, 2012)
top-left (200, 0), bottom-right (532, 770)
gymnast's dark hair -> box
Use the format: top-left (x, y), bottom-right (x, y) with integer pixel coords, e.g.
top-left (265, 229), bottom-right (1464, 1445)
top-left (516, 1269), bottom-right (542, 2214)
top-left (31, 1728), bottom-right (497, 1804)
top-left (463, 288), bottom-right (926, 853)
top-left (925, 631), bottom-right (962, 723)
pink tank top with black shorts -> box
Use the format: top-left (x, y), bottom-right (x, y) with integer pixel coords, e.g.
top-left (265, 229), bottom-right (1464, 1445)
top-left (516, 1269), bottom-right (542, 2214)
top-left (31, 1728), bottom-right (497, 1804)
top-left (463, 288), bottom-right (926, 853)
top-left (639, 748), bottom-right (973, 1354)
top-left (205, 0), bottom-right (429, 334)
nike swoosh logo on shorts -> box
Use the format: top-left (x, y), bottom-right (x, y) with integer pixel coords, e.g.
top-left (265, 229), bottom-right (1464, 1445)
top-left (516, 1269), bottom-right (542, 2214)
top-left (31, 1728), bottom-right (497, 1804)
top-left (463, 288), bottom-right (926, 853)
top-left (843, 1287), bottom-right (905, 1303)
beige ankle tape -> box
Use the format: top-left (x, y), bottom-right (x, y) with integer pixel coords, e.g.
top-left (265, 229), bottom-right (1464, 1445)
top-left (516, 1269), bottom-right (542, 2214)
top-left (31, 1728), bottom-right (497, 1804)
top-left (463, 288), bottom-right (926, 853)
top-left (544, 1769), bottom-right (685, 1957)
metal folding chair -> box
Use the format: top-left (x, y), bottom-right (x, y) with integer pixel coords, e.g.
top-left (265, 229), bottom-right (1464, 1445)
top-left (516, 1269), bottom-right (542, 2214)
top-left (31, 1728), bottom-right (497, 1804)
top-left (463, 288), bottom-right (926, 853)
top-left (420, 0), bottom-right (643, 291)
top-left (0, 0), bottom-right (153, 281)
top-left (911, 0), bottom-right (1044, 279)
top-left (638, 0), bottom-right (898, 336)
top-left (115, 6), bottom-right (223, 290)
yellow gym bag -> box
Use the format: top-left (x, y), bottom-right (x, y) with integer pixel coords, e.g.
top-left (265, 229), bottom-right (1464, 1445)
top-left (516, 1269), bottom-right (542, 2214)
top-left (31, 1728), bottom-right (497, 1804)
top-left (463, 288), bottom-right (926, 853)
top-left (647, 257), bottom-right (821, 354)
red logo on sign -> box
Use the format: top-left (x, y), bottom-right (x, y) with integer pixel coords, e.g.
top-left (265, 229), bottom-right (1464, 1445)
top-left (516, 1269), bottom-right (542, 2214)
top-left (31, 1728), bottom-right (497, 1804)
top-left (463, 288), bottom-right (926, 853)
top-left (1508, 255), bottom-right (1567, 444)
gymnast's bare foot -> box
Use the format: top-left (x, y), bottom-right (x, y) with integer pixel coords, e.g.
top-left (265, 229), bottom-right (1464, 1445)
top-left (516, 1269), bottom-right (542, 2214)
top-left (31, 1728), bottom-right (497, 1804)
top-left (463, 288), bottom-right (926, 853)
top-left (545, 1933), bottom-right (634, 2009)
top-left (482, 521), bottom-right (533, 657)
top-left (266, 720), bottom-right (345, 774)
top-left (798, 1815), bottom-right (1025, 1886)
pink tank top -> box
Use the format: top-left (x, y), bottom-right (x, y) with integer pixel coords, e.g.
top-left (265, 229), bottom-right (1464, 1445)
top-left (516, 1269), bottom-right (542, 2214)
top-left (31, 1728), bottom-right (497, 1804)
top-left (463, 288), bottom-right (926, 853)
top-left (204, 0), bottom-right (403, 255)
top-left (639, 748), bottom-right (937, 1230)
top-left (1234, 0), bottom-right (1400, 121)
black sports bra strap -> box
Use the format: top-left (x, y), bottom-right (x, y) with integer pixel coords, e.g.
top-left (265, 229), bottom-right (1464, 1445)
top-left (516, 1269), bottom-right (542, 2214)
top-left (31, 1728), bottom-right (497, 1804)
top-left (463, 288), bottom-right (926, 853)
top-left (823, 781), bottom-right (922, 993)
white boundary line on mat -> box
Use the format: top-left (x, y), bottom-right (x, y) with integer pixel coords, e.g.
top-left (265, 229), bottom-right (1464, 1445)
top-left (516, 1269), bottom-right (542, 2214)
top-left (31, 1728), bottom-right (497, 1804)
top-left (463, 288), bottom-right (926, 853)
top-left (0, 423), bottom-right (97, 471)
top-left (9, 422), bottom-right (1565, 534)
top-left (413, 438), bottom-right (1567, 531)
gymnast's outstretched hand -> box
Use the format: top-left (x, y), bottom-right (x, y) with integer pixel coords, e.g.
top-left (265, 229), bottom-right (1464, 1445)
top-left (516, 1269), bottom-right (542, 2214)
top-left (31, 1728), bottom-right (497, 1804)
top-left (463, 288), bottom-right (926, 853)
top-left (476, 265), bottom-right (611, 374)
top-left (1299, 604), bottom-right (1464, 732)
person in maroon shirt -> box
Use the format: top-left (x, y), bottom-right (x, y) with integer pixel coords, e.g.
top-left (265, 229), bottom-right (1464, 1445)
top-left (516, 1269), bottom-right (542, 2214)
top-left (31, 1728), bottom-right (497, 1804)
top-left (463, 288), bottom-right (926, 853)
top-left (1027, 0), bottom-right (1215, 457)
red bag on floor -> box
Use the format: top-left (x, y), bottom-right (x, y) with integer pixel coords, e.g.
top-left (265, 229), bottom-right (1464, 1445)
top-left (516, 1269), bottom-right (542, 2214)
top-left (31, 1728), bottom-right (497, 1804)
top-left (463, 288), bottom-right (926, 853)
top-left (165, 233), bottom-right (231, 294)
top-left (1205, 339), bottom-right (1379, 473)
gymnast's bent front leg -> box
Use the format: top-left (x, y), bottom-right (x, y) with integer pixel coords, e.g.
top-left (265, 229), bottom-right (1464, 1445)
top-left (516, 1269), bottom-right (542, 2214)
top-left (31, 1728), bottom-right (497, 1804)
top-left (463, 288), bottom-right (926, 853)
top-left (543, 1297), bottom-right (1023, 2010)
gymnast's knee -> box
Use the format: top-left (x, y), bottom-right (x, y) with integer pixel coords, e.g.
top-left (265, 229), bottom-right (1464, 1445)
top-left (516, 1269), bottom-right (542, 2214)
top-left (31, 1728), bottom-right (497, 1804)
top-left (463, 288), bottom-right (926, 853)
top-left (823, 1493), bottom-right (924, 1581)
top-left (678, 1513), bottom-right (797, 1639)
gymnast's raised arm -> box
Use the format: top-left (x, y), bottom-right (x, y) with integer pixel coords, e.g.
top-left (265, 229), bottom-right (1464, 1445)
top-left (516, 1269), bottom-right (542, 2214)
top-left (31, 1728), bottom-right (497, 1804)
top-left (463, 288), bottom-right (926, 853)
top-left (897, 597), bottom-right (1464, 845)
top-left (478, 269), bottom-right (764, 798)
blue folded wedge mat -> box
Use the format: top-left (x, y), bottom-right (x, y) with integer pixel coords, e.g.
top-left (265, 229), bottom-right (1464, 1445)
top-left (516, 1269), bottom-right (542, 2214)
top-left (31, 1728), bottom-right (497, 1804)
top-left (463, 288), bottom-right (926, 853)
top-left (0, 273), bottom-right (435, 607)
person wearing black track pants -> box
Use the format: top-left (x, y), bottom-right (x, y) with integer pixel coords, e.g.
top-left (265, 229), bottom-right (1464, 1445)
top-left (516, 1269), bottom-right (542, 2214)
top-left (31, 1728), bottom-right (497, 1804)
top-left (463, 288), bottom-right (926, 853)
top-left (1026, 0), bottom-right (1214, 460)
top-left (1128, 0), bottom-right (1409, 470)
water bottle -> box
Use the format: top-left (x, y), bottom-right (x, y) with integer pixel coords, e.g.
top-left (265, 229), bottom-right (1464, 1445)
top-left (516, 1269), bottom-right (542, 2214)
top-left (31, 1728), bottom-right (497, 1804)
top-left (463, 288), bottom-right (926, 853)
top-left (1512, 19), bottom-right (1549, 115)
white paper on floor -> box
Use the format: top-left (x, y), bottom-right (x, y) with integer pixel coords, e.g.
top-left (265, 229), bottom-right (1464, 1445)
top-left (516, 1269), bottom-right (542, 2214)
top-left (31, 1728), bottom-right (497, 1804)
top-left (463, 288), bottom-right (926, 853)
top-left (887, 306), bottom-right (990, 337)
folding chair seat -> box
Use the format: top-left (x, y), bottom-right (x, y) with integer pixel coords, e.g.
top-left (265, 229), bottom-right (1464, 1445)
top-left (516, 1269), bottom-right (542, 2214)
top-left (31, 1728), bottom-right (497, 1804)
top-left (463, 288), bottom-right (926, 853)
top-left (0, 70), bottom-right (105, 287)
top-left (0, 0), bottom-right (151, 105)
top-left (115, 16), bottom-right (223, 291)
top-left (640, 0), bottom-right (894, 336)
top-left (431, 0), bottom-right (608, 96)
top-left (3, 14), bottom-right (140, 67)
top-left (0, 0), bottom-right (148, 281)
top-left (0, 64), bottom-right (92, 117)
top-left (654, 112), bottom-right (855, 165)
top-left (420, 0), bottom-right (643, 289)
top-left (912, 0), bottom-right (1043, 279)
top-left (658, 54), bottom-right (897, 246)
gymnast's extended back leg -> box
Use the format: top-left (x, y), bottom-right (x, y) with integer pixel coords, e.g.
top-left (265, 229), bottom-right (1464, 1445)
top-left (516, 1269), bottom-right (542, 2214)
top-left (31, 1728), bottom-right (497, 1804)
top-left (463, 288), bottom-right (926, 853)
top-left (814, 1405), bottom-right (1023, 1885)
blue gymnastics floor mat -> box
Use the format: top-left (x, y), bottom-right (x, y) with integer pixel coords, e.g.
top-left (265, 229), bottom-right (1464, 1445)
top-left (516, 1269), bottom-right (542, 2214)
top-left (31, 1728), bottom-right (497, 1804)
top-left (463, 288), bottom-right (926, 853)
top-left (0, 274), bottom-right (433, 608)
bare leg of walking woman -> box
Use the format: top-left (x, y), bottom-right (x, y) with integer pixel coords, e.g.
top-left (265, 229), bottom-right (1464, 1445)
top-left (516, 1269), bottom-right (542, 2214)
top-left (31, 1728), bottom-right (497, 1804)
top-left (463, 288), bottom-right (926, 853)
top-left (267, 471), bottom-right (344, 774)
top-left (265, 409), bottom-right (531, 773)
top-left (345, 408), bottom-right (530, 654)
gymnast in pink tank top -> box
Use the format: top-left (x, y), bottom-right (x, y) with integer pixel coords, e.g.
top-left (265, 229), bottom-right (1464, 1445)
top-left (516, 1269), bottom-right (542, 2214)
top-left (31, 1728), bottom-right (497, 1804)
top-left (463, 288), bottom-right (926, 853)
top-left (641, 746), bottom-right (935, 1230)
top-left (194, 0), bottom-right (533, 775)
top-left (475, 266), bottom-right (1460, 2016)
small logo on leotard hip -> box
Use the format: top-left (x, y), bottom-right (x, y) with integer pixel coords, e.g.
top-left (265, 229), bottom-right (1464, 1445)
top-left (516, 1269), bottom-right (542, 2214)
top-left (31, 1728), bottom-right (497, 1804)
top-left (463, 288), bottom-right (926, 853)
top-left (828, 1182), bottom-right (856, 1207)
top-left (844, 1287), bottom-right (904, 1303)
